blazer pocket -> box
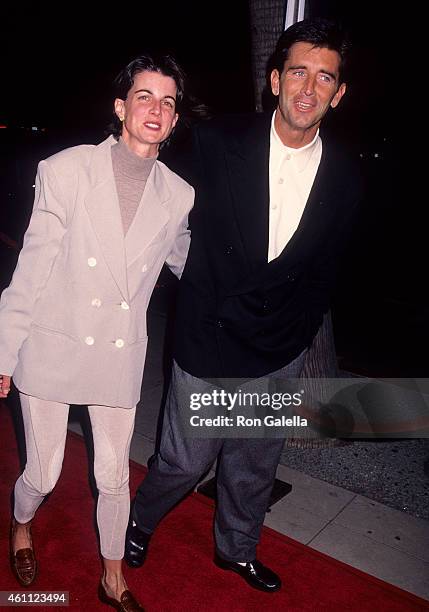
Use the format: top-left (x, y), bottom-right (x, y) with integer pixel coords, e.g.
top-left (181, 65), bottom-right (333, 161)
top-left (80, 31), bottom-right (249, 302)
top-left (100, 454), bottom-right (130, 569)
top-left (30, 323), bottom-right (78, 342)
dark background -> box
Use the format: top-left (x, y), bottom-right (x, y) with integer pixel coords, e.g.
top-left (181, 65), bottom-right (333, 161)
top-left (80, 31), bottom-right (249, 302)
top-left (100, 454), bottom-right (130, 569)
top-left (0, 3), bottom-right (254, 133)
top-left (0, 1), bottom-right (425, 376)
top-left (0, 1), bottom-right (401, 140)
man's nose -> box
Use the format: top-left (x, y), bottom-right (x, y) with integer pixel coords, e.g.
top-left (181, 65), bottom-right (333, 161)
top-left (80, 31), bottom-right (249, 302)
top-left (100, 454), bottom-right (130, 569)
top-left (301, 76), bottom-right (316, 96)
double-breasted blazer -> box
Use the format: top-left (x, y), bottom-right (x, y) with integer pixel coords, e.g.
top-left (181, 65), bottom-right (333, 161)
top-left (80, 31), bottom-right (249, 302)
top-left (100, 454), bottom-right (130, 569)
top-left (0, 135), bottom-right (194, 408)
top-left (171, 113), bottom-right (363, 379)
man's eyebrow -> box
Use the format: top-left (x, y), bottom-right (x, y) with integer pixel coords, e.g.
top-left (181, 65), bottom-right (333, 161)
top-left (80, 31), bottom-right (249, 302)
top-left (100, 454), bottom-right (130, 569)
top-left (134, 88), bottom-right (177, 101)
top-left (287, 65), bottom-right (337, 80)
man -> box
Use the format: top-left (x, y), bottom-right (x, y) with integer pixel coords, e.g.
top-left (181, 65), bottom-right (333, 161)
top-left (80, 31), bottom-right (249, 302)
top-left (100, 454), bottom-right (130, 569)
top-left (0, 54), bottom-right (193, 610)
top-left (126, 19), bottom-right (362, 592)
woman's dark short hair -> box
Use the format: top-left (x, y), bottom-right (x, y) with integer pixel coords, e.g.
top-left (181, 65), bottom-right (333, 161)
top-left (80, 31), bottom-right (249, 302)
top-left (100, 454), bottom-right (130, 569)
top-left (110, 53), bottom-right (186, 140)
top-left (271, 18), bottom-right (351, 83)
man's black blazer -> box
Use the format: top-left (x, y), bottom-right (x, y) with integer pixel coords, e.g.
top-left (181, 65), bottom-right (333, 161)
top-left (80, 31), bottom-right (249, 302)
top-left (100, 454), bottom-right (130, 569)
top-left (171, 113), bottom-right (362, 379)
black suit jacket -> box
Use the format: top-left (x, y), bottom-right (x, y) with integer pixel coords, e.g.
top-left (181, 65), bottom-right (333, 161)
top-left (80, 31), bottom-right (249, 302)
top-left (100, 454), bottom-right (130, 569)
top-left (171, 113), bottom-right (363, 378)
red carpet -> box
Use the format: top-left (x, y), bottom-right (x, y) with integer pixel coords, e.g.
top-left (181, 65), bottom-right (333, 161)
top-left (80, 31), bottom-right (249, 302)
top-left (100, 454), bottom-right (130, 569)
top-left (1, 402), bottom-right (428, 611)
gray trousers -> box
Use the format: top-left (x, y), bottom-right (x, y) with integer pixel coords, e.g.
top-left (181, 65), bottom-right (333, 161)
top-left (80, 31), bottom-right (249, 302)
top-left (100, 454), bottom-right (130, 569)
top-left (133, 353), bottom-right (305, 562)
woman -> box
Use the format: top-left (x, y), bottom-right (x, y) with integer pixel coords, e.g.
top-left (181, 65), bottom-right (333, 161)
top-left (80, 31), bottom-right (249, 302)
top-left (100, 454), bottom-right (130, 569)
top-left (0, 53), bottom-right (194, 611)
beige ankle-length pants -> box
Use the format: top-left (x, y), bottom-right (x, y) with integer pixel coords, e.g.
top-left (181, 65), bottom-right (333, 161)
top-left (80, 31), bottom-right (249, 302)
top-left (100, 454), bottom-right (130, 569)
top-left (14, 393), bottom-right (136, 560)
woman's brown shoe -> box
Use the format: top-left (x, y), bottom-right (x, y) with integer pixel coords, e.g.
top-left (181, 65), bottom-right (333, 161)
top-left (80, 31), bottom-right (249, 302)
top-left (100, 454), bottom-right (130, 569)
top-left (98, 581), bottom-right (144, 611)
top-left (9, 519), bottom-right (37, 586)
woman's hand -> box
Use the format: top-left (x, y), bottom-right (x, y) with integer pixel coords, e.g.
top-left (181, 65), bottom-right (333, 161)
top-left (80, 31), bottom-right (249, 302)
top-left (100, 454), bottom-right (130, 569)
top-left (0, 374), bottom-right (11, 398)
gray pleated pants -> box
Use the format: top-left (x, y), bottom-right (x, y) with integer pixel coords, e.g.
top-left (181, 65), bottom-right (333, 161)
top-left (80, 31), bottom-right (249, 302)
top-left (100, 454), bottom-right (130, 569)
top-left (133, 353), bottom-right (305, 562)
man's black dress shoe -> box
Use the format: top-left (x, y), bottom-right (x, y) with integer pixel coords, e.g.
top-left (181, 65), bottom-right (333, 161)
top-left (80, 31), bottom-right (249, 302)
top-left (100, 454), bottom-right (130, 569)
top-left (124, 519), bottom-right (151, 568)
top-left (215, 555), bottom-right (281, 592)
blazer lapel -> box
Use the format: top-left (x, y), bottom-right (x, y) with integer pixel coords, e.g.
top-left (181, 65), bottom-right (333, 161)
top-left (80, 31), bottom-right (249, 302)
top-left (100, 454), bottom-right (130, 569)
top-left (84, 136), bottom-right (129, 301)
top-left (267, 139), bottom-right (350, 274)
top-left (124, 162), bottom-right (170, 266)
top-left (227, 133), bottom-right (349, 294)
top-left (225, 115), bottom-right (271, 272)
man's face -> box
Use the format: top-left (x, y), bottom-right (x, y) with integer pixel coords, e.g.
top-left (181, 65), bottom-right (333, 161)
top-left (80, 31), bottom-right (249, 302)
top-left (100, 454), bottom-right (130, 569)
top-left (270, 42), bottom-right (346, 146)
top-left (114, 70), bottom-right (179, 157)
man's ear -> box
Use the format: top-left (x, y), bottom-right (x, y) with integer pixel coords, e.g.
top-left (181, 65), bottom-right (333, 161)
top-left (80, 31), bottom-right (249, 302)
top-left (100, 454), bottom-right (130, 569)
top-left (270, 69), bottom-right (280, 96)
top-left (114, 98), bottom-right (125, 120)
top-left (330, 83), bottom-right (346, 109)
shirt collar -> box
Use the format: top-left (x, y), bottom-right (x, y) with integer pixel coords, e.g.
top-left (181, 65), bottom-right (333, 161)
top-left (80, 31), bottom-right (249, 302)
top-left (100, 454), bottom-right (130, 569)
top-left (270, 110), bottom-right (321, 173)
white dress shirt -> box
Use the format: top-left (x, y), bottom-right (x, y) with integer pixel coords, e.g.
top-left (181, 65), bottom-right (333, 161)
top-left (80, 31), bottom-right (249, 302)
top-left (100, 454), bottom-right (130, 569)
top-left (268, 112), bottom-right (322, 262)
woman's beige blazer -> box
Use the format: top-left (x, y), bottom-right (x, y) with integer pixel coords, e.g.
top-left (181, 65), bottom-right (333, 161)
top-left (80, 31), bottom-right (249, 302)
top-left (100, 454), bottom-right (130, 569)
top-left (0, 135), bottom-right (194, 408)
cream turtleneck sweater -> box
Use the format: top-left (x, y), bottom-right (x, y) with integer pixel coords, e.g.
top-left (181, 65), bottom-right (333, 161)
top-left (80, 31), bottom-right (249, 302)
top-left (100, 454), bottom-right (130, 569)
top-left (111, 137), bottom-right (156, 234)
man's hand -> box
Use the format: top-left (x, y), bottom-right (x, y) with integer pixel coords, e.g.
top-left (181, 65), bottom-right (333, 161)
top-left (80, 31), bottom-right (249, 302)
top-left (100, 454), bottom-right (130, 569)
top-left (0, 374), bottom-right (11, 398)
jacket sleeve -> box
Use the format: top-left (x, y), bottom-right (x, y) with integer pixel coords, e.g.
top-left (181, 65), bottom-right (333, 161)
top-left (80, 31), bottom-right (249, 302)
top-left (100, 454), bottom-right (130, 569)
top-left (165, 186), bottom-right (194, 279)
top-left (0, 159), bottom-right (68, 375)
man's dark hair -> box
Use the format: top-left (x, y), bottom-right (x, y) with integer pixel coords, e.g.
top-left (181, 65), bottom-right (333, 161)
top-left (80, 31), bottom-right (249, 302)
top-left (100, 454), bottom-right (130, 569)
top-left (109, 53), bottom-right (186, 141)
top-left (271, 18), bottom-right (351, 83)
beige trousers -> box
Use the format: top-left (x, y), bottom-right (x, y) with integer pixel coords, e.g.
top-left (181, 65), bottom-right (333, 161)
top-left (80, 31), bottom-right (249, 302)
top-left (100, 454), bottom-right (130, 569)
top-left (14, 393), bottom-right (136, 560)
